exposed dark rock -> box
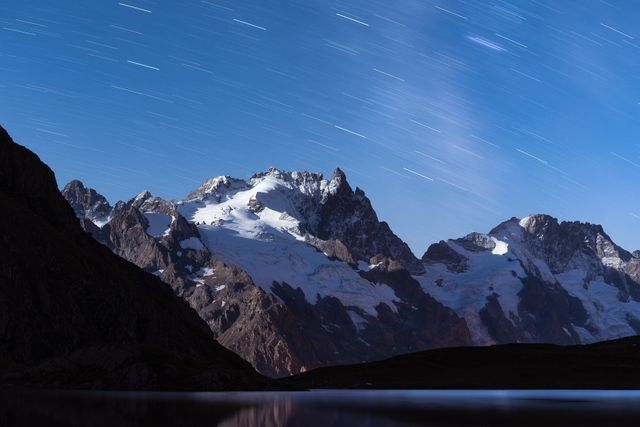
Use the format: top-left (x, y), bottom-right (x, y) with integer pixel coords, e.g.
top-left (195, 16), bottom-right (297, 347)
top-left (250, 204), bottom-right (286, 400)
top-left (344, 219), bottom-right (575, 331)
top-left (516, 275), bottom-right (586, 344)
top-left (453, 232), bottom-right (496, 252)
top-left (479, 294), bottom-right (521, 343)
top-left (304, 236), bottom-right (356, 265)
top-left (314, 168), bottom-right (424, 274)
top-left (422, 241), bottom-right (468, 272)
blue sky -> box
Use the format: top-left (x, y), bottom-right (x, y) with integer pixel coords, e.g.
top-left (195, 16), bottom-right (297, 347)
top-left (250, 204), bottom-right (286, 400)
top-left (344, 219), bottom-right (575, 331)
top-left (1, 0), bottom-right (639, 254)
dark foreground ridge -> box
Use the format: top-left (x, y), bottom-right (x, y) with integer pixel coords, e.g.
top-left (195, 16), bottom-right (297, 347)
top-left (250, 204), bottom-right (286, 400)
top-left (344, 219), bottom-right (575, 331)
top-left (279, 336), bottom-right (640, 389)
top-left (0, 125), bottom-right (265, 390)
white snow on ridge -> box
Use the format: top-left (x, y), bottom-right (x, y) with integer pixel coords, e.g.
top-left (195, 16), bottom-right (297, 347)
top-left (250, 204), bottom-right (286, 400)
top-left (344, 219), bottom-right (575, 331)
top-left (178, 175), bottom-right (306, 241)
top-left (175, 172), bottom-right (398, 316)
top-left (490, 237), bottom-right (508, 255)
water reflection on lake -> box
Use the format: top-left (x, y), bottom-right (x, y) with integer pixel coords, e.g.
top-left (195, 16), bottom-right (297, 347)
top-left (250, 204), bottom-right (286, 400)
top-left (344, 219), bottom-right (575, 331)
top-left (2, 389), bottom-right (640, 426)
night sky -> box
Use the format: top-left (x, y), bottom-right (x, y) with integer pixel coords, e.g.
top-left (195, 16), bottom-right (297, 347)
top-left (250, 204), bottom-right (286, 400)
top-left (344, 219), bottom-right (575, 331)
top-left (1, 0), bottom-right (639, 254)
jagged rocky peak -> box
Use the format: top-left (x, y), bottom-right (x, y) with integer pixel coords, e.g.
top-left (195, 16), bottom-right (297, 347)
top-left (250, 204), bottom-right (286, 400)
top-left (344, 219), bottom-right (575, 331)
top-left (493, 214), bottom-right (606, 245)
top-left (452, 232), bottom-right (498, 253)
top-left (186, 175), bottom-right (248, 201)
top-left (130, 189), bottom-right (174, 215)
top-left (134, 189), bottom-right (152, 202)
top-left (247, 166), bottom-right (349, 203)
top-left (492, 214), bottom-right (632, 268)
top-left (188, 166), bottom-right (346, 203)
top-left (312, 168), bottom-right (424, 274)
top-left (61, 179), bottom-right (113, 226)
top-left (251, 166), bottom-right (324, 184)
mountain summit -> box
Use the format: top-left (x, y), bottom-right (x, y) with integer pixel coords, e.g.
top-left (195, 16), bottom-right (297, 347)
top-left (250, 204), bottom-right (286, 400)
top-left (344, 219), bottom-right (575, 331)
top-left (421, 214), bottom-right (640, 345)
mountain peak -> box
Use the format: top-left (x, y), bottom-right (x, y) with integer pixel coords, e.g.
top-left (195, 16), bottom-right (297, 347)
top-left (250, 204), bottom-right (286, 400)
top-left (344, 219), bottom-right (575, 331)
top-left (186, 175), bottom-right (246, 201)
top-left (250, 167), bottom-right (325, 185)
top-left (332, 167), bottom-right (346, 180)
top-left (517, 213), bottom-right (559, 234)
top-left (61, 179), bottom-right (112, 226)
top-left (63, 179), bottom-right (86, 192)
top-left (134, 190), bottom-right (153, 202)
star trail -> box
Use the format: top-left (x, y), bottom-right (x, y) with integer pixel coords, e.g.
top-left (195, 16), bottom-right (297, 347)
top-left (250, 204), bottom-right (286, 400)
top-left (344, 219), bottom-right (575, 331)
top-left (1, 0), bottom-right (639, 253)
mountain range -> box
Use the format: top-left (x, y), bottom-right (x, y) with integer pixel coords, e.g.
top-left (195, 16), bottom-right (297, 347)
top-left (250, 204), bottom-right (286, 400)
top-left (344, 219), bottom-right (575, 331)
top-left (62, 165), bottom-right (640, 377)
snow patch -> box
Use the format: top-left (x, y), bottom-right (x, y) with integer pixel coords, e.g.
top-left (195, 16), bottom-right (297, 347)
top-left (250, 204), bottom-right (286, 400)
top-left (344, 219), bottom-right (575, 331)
top-left (144, 213), bottom-right (173, 237)
top-left (180, 237), bottom-right (204, 251)
top-left (490, 237), bottom-right (509, 255)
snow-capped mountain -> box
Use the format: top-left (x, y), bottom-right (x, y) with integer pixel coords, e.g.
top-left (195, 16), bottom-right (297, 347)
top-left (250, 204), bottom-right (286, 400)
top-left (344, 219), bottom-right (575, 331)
top-left (65, 168), bottom-right (468, 377)
top-left (64, 168), bottom-right (640, 377)
top-left (181, 167), bottom-right (423, 274)
top-left (419, 214), bottom-right (640, 345)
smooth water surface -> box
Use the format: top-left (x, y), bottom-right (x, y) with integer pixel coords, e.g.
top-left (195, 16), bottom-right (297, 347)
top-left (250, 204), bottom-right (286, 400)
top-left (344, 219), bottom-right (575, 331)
top-left (2, 389), bottom-right (640, 426)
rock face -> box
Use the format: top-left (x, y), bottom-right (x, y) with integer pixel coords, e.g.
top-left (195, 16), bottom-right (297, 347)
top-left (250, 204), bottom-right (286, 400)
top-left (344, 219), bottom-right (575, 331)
top-left (419, 214), bottom-right (640, 346)
top-left (0, 126), bottom-right (264, 390)
top-left (66, 169), bottom-right (470, 377)
top-left (311, 168), bottom-right (424, 274)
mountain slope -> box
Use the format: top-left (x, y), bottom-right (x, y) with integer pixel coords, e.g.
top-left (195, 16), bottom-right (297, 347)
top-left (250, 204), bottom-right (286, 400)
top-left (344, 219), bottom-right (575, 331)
top-left (0, 125), bottom-right (264, 390)
top-left (279, 335), bottom-right (640, 389)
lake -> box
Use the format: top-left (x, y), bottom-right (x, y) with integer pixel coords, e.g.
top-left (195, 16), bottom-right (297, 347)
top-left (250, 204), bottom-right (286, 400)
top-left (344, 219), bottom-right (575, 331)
top-left (2, 389), bottom-right (640, 426)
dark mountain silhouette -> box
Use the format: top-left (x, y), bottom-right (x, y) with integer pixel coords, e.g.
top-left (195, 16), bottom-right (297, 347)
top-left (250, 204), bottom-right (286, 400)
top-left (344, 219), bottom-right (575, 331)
top-left (0, 126), bottom-right (265, 390)
top-left (279, 335), bottom-right (640, 389)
